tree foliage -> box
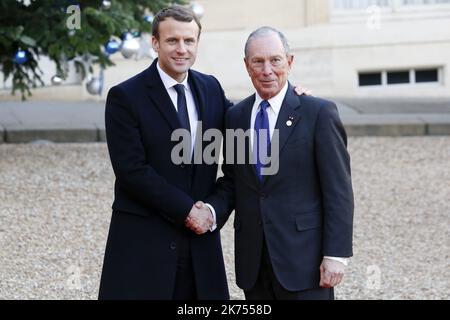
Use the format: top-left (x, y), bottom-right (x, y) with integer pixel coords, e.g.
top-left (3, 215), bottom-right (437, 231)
top-left (0, 0), bottom-right (184, 99)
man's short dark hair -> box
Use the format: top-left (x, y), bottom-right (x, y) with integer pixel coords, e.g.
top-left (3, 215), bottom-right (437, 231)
top-left (152, 5), bottom-right (202, 40)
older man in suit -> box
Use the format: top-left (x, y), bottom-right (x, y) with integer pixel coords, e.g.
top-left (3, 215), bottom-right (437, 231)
top-left (205, 27), bottom-right (354, 300)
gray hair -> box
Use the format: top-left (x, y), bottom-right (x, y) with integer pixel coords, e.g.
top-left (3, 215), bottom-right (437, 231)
top-left (244, 26), bottom-right (291, 58)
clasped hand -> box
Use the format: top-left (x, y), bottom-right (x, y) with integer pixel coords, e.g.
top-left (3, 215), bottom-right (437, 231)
top-left (185, 201), bottom-right (213, 235)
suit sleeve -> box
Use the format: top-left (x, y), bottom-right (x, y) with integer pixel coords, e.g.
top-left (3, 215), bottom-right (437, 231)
top-left (206, 107), bottom-right (236, 230)
top-left (105, 85), bottom-right (194, 227)
top-left (314, 102), bottom-right (354, 257)
top-left (211, 75), bottom-right (234, 109)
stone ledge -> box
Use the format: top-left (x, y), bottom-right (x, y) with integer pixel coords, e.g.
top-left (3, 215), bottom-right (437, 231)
top-left (4, 123), bottom-right (99, 143)
top-left (427, 123), bottom-right (450, 135)
top-left (96, 124), bottom-right (106, 142)
top-left (344, 123), bottom-right (427, 136)
top-left (0, 124), bottom-right (4, 143)
top-left (1, 121), bottom-right (450, 143)
top-left (418, 115), bottom-right (450, 136)
top-left (342, 115), bottom-right (427, 136)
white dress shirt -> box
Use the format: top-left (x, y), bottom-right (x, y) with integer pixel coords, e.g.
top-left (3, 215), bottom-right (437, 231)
top-left (156, 62), bottom-right (198, 152)
top-left (250, 82), bottom-right (289, 148)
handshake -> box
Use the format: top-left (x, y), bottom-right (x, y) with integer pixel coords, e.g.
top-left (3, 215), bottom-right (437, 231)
top-left (185, 201), bottom-right (214, 235)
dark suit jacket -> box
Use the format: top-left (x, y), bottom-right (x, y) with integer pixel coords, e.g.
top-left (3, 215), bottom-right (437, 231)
top-left (98, 59), bottom-right (231, 299)
top-left (208, 84), bottom-right (354, 292)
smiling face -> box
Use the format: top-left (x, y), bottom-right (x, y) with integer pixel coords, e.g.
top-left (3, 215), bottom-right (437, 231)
top-left (244, 33), bottom-right (293, 100)
top-left (152, 17), bottom-right (200, 82)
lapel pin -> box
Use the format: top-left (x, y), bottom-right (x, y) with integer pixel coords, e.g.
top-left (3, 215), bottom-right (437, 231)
top-left (286, 120), bottom-right (293, 127)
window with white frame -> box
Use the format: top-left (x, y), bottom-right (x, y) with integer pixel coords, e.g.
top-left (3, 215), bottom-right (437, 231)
top-left (333, 0), bottom-right (390, 10)
top-left (401, 0), bottom-right (450, 6)
top-left (331, 0), bottom-right (450, 23)
top-left (358, 67), bottom-right (441, 87)
top-left (332, 0), bottom-right (450, 11)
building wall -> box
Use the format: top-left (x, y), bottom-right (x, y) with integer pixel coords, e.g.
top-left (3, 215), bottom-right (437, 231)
top-left (193, 14), bottom-right (450, 99)
top-left (195, 0), bottom-right (330, 31)
top-left (192, 0), bottom-right (450, 99)
top-left (1, 0), bottom-right (450, 100)
top-left (194, 0), bottom-right (307, 31)
top-left (293, 17), bottom-right (450, 98)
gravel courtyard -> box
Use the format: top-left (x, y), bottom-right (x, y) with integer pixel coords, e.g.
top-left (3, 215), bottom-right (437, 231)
top-left (0, 137), bottom-right (449, 300)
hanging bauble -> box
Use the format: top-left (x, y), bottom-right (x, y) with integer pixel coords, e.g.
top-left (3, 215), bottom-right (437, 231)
top-left (120, 32), bottom-right (133, 41)
top-left (51, 75), bottom-right (63, 85)
top-left (121, 38), bottom-right (140, 59)
top-left (98, 68), bottom-right (105, 96)
top-left (86, 77), bottom-right (102, 95)
top-left (144, 14), bottom-right (154, 23)
top-left (18, 0), bottom-right (32, 7)
top-left (101, 0), bottom-right (111, 10)
top-left (136, 35), bottom-right (157, 60)
top-left (13, 49), bottom-right (28, 65)
top-left (104, 39), bottom-right (120, 55)
top-left (190, 2), bottom-right (204, 19)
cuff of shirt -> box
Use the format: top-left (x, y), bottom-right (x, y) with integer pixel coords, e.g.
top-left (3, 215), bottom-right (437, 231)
top-left (204, 203), bottom-right (217, 232)
top-left (324, 256), bottom-right (349, 266)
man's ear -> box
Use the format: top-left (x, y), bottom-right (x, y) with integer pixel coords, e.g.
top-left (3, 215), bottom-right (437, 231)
top-left (244, 57), bottom-right (251, 76)
top-left (287, 54), bottom-right (294, 68)
top-left (151, 36), bottom-right (159, 53)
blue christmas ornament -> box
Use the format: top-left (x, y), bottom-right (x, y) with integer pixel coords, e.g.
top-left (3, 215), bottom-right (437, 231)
top-left (13, 49), bottom-right (28, 64)
top-left (144, 15), bottom-right (154, 23)
top-left (105, 40), bottom-right (120, 55)
top-left (120, 32), bottom-right (133, 41)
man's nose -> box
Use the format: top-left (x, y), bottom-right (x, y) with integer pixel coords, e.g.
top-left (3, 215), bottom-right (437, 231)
top-left (176, 41), bottom-right (187, 54)
top-left (262, 61), bottom-right (273, 76)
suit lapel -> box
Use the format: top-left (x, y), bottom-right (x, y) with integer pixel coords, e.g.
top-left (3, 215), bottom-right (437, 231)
top-left (274, 83), bottom-right (302, 155)
top-left (144, 59), bottom-right (181, 131)
top-left (187, 71), bottom-right (204, 122)
top-left (187, 71), bottom-right (207, 187)
top-left (262, 83), bottom-right (302, 186)
top-left (238, 95), bottom-right (261, 188)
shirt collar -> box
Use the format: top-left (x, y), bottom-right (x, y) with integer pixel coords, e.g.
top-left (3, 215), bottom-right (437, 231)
top-left (156, 61), bottom-right (190, 91)
top-left (254, 81), bottom-right (289, 115)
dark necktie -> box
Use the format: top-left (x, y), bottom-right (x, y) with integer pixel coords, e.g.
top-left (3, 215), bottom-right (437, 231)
top-left (173, 84), bottom-right (191, 133)
top-left (254, 100), bottom-right (271, 182)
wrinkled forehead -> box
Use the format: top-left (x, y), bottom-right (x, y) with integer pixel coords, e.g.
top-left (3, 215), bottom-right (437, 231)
top-left (246, 35), bottom-right (286, 59)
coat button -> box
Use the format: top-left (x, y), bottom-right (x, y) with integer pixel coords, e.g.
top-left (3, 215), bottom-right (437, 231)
top-left (170, 242), bottom-right (176, 250)
top-left (260, 193), bottom-right (267, 199)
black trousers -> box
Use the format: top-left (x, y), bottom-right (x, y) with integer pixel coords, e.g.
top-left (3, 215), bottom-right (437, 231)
top-left (245, 240), bottom-right (334, 300)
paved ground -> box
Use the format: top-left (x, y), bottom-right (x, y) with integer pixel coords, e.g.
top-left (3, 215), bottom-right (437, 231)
top-left (1, 97), bottom-right (450, 143)
top-left (0, 137), bottom-right (449, 299)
